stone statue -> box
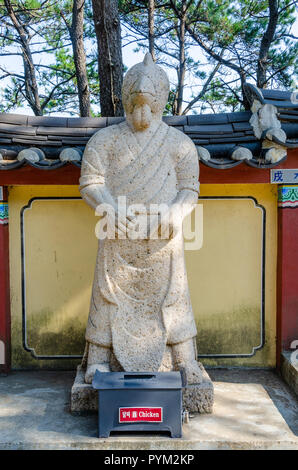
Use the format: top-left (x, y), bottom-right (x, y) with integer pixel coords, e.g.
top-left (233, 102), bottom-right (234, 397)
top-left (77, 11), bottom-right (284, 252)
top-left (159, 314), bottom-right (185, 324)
top-left (79, 53), bottom-right (202, 385)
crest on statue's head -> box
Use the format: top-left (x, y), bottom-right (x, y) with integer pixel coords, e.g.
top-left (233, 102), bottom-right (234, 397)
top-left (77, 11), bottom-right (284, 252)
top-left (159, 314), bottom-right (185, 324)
top-left (122, 52), bottom-right (170, 116)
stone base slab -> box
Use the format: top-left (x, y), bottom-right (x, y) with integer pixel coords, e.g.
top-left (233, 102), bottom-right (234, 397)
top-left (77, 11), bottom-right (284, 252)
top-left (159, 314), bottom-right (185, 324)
top-left (1, 370), bottom-right (298, 450)
top-left (281, 350), bottom-right (298, 396)
top-left (71, 365), bottom-right (214, 414)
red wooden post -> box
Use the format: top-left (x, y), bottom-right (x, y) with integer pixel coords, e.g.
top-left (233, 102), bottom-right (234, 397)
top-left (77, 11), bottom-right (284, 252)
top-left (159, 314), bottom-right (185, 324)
top-left (277, 185), bottom-right (298, 367)
top-left (0, 186), bottom-right (10, 373)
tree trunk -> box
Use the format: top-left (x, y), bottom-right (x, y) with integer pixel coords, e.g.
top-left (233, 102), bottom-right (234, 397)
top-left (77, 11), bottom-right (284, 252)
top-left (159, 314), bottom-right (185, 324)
top-left (71, 0), bottom-right (91, 117)
top-left (4, 0), bottom-right (42, 115)
top-left (173, 1), bottom-right (186, 115)
top-left (257, 0), bottom-right (279, 89)
top-left (148, 0), bottom-right (155, 61)
top-left (92, 0), bottom-right (124, 116)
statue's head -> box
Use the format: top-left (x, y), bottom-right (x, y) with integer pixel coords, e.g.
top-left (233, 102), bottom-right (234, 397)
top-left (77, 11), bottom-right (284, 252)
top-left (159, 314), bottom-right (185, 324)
top-left (122, 53), bottom-right (170, 131)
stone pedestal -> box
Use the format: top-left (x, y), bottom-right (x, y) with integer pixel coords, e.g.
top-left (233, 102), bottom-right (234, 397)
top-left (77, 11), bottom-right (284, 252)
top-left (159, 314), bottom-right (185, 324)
top-left (182, 364), bottom-right (214, 414)
top-left (70, 364), bottom-right (214, 414)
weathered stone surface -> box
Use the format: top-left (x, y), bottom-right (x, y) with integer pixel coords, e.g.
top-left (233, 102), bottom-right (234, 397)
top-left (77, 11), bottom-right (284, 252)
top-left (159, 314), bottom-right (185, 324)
top-left (79, 53), bottom-right (204, 387)
top-left (71, 364), bottom-right (213, 414)
top-left (183, 364), bottom-right (213, 413)
top-left (196, 146), bottom-right (211, 161)
top-left (249, 100), bottom-right (288, 163)
top-left (17, 147), bottom-right (45, 162)
top-left (1, 370), bottom-right (297, 450)
top-left (265, 127), bottom-right (286, 143)
top-left (231, 146), bottom-right (253, 161)
top-left (281, 350), bottom-right (298, 396)
top-left (59, 147), bottom-right (82, 162)
top-left (262, 140), bottom-right (287, 163)
top-left (71, 365), bottom-right (97, 414)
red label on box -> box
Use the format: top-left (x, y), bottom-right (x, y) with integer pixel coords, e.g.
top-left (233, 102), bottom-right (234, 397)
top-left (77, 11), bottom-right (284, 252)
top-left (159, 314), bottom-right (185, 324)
top-left (119, 407), bottom-right (163, 423)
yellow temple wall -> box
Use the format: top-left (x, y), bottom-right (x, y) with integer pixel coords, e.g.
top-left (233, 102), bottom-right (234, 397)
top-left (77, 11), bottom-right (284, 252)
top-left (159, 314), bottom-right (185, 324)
top-left (8, 183), bottom-right (277, 369)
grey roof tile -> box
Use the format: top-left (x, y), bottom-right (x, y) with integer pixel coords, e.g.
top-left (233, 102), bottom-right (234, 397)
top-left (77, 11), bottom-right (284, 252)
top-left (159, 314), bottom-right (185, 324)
top-left (86, 128), bottom-right (100, 136)
top-left (13, 138), bottom-right (61, 146)
top-left (61, 139), bottom-right (89, 145)
top-left (227, 111), bottom-right (252, 122)
top-left (11, 134), bottom-right (48, 141)
top-left (28, 116), bottom-right (68, 127)
top-left (36, 126), bottom-right (87, 136)
top-left (12, 137), bottom-right (47, 144)
top-left (107, 117), bottom-right (125, 125)
top-left (67, 117), bottom-right (107, 128)
top-left (184, 124), bottom-right (234, 134)
top-left (0, 113), bottom-right (28, 125)
top-left (232, 122), bottom-right (253, 132)
top-left (0, 86), bottom-right (297, 170)
top-left (208, 135), bottom-right (257, 144)
top-left (187, 113), bottom-right (229, 125)
top-left (281, 123), bottom-right (298, 138)
top-left (0, 123), bottom-right (36, 135)
top-left (244, 83), bottom-right (298, 109)
top-left (163, 116), bottom-right (187, 125)
top-left (279, 113), bottom-right (298, 122)
top-left (262, 89), bottom-right (291, 101)
top-left (192, 139), bottom-right (210, 145)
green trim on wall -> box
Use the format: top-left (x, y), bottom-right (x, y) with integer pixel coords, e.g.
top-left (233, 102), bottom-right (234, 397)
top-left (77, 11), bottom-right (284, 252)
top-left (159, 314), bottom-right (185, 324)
top-left (0, 202), bottom-right (8, 224)
top-left (278, 186), bottom-right (298, 208)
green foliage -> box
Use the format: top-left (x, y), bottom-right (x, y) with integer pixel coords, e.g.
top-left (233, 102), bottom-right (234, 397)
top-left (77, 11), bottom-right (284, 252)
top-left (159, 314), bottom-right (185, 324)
top-left (0, 0), bottom-right (297, 114)
top-left (120, 0), bottom-right (298, 113)
top-left (0, 0), bottom-right (99, 115)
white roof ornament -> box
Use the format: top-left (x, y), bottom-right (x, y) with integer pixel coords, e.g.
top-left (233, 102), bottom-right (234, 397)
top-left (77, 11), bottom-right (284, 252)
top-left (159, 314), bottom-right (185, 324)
top-left (143, 52), bottom-right (154, 67)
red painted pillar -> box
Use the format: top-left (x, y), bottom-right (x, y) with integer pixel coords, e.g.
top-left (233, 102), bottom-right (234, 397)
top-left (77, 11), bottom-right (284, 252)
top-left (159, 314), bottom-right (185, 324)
top-left (277, 185), bottom-right (298, 367)
top-left (0, 186), bottom-right (10, 373)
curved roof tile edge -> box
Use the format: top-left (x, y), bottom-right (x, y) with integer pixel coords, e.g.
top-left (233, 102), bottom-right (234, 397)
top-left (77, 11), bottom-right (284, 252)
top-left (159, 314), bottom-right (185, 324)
top-left (0, 84), bottom-right (297, 170)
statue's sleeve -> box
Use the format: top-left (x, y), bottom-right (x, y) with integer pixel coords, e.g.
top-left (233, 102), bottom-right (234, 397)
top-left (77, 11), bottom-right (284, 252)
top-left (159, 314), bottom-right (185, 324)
top-left (176, 138), bottom-right (200, 194)
top-left (79, 133), bottom-right (106, 192)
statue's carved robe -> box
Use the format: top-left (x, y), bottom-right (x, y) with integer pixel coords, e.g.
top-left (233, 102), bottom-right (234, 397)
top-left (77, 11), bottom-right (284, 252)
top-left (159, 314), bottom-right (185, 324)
top-left (79, 121), bottom-right (199, 371)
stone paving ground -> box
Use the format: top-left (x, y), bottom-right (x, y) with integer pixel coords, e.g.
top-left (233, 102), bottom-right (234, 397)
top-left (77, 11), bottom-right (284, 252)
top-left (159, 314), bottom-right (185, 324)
top-left (0, 369), bottom-right (297, 450)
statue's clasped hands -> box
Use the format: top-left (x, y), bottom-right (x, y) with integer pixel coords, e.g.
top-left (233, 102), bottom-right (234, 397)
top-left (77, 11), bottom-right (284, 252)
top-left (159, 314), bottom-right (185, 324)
top-left (98, 187), bottom-right (192, 240)
top-left (125, 204), bottom-right (183, 240)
